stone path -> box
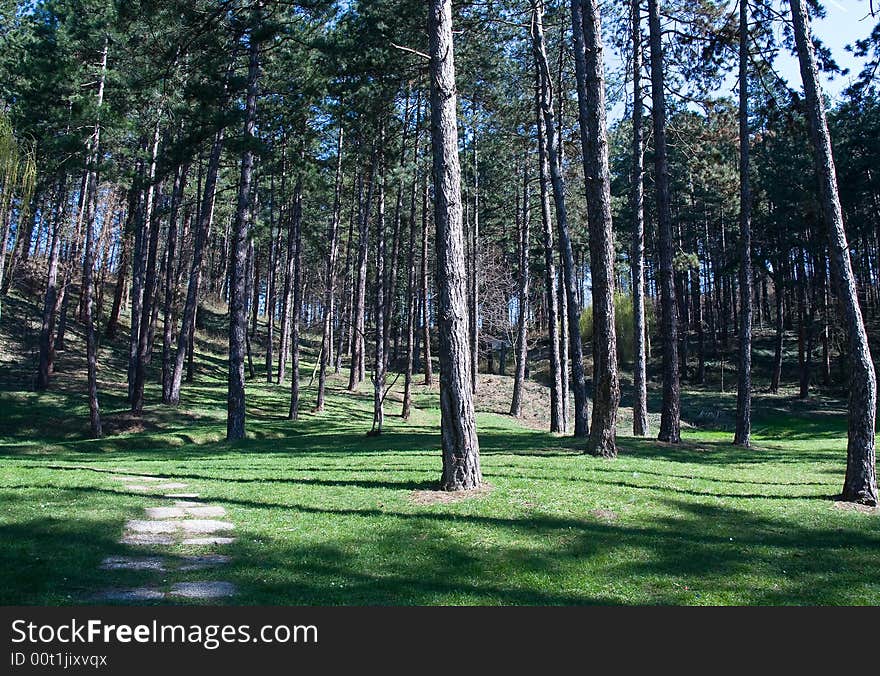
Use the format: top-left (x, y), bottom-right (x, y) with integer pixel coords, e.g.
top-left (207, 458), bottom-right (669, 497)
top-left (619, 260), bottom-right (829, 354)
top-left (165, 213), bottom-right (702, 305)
top-left (94, 471), bottom-right (238, 602)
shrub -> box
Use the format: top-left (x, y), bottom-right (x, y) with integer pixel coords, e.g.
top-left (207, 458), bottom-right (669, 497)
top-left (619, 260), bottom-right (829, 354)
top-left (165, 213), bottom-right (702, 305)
top-left (580, 292), bottom-right (655, 365)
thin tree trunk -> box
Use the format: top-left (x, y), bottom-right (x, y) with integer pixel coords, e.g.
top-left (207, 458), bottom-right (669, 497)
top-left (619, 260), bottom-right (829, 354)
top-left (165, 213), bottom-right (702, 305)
top-left (648, 0), bottom-right (680, 443)
top-left (421, 173), bottom-right (433, 385)
top-left (533, 0), bottom-right (585, 438)
top-left (36, 180), bottom-right (67, 391)
top-left (429, 0), bottom-right (482, 490)
top-left (83, 37), bottom-right (108, 438)
top-left (770, 275), bottom-right (783, 393)
top-left (317, 126), bottom-right (344, 411)
top-left (287, 171), bottom-right (303, 421)
top-left (534, 61), bottom-right (563, 433)
top-left (131, 116), bottom-right (162, 413)
top-left (169, 126), bottom-right (224, 404)
top-left (227, 9), bottom-right (261, 440)
top-left (734, 0), bottom-right (753, 447)
top-left (510, 160), bottom-right (530, 418)
top-left (402, 110), bottom-right (421, 419)
top-left (104, 187), bottom-right (133, 340)
top-left (630, 0), bottom-right (649, 437)
top-left (349, 154), bottom-right (374, 391)
top-left (371, 133), bottom-right (387, 435)
top-left (162, 160), bottom-right (188, 403)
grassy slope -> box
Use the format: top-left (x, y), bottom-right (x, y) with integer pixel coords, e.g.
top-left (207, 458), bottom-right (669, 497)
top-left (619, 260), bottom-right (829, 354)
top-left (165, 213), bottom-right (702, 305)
top-left (0, 289), bottom-right (878, 606)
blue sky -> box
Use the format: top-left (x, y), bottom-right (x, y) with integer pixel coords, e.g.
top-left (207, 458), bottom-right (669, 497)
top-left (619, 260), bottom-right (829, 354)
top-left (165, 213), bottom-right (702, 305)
top-left (773, 0), bottom-right (877, 101)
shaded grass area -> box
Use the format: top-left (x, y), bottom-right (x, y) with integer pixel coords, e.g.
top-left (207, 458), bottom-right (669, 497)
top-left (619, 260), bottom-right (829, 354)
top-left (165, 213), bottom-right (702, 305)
top-left (0, 288), bottom-right (877, 605)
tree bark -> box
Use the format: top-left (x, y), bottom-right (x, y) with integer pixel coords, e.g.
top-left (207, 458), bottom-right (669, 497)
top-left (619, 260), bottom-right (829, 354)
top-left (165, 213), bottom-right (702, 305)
top-left (371, 134), bottom-right (387, 435)
top-left (573, 0), bottom-right (619, 457)
top-left (534, 59), bottom-right (564, 433)
top-left (161, 160), bottom-right (188, 403)
top-left (630, 0), bottom-right (649, 437)
top-left (169, 126), bottom-right (224, 404)
top-left (510, 160), bottom-right (530, 418)
top-left (36, 179), bottom-right (67, 391)
top-left (317, 126), bottom-right (344, 411)
top-left (349, 154), bottom-right (374, 391)
top-left (734, 0), bottom-right (753, 447)
top-left (421, 173), bottom-right (433, 385)
top-left (429, 0), bottom-right (482, 490)
top-left (83, 37), bottom-right (108, 438)
top-left (648, 0), bottom-right (681, 442)
top-left (287, 170), bottom-right (303, 421)
top-left (227, 9), bottom-right (261, 440)
top-left (131, 116), bottom-right (162, 413)
top-left (790, 0), bottom-right (878, 505)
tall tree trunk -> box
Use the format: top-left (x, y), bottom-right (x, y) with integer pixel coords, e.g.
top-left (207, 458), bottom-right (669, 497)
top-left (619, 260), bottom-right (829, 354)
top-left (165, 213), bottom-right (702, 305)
top-left (336, 179), bottom-right (357, 373)
top-left (227, 9), bottom-right (261, 441)
top-left (421, 174), bottom-right (433, 385)
top-left (469, 100), bottom-right (480, 395)
top-left (371, 135), bottom-right (387, 435)
top-left (790, 0), bottom-right (878, 505)
top-left (510, 160), bottom-right (530, 418)
top-left (83, 37), bottom-right (108, 438)
top-left (317, 126), bottom-right (344, 411)
top-left (277, 147), bottom-right (292, 384)
top-left (734, 0), bottom-right (753, 447)
top-left (287, 171), bottom-right (303, 421)
top-left (648, 0), bottom-right (680, 443)
top-left (402, 110), bottom-right (421, 419)
top-left (573, 0), bottom-right (619, 457)
top-left (534, 60), bottom-right (564, 433)
top-left (630, 0), bottom-right (649, 437)
top-left (349, 155), bottom-right (374, 391)
top-left (532, 0), bottom-right (585, 438)
top-left (265, 187), bottom-right (277, 383)
top-left (161, 160), bottom-right (188, 403)
top-left (36, 180), bottom-right (67, 391)
top-left (131, 116), bottom-right (162, 413)
top-left (169, 127), bottom-right (224, 404)
top-left (429, 0), bottom-right (482, 490)
top-left (770, 274), bottom-right (783, 393)
top-left (104, 187), bottom-right (134, 340)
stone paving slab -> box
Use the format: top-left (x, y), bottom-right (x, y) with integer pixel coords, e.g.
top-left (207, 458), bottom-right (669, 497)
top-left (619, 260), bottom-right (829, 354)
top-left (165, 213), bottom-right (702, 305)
top-left (179, 519), bottom-right (235, 534)
top-left (119, 533), bottom-right (177, 546)
top-left (165, 493), bottom-right (200, 499)
top-left (181, 537), bottom-right (236, 546)
top-left (100, 556), bottom-right (167, 572)
top-left (110, 476), bottom-right (164, 483)
top-left (124, 484), bottom-right (150, 492)
top-left (178, 554), bottom-right (231, 571)
top-left (94, 587), bottom-right (165, 601)
top-left (145, 505), bottom-right (227, 519)
top-left (169, 581), bottom-right (237, 599)
top-left (126, 519), bottom-right (234, 534)
top-left (144, 507), bottom-right (187, 519)
top-left (155, 482), bottom-right (188, 490)
top-left (183, 506), bottom-right (226, 518)
top-left (126, 520), bottom-right (180, 534)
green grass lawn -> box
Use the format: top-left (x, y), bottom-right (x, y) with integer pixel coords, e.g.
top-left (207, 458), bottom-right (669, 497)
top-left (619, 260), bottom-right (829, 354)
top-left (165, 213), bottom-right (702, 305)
top-left (1, 291), bottom-right (878, 606)
top-left (2, 367), bottom-right (878, 605)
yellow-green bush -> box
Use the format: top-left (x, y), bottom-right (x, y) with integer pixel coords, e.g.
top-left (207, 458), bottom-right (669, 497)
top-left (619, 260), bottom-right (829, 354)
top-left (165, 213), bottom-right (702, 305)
top-left (580, 292), bottom-right (655, 364)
